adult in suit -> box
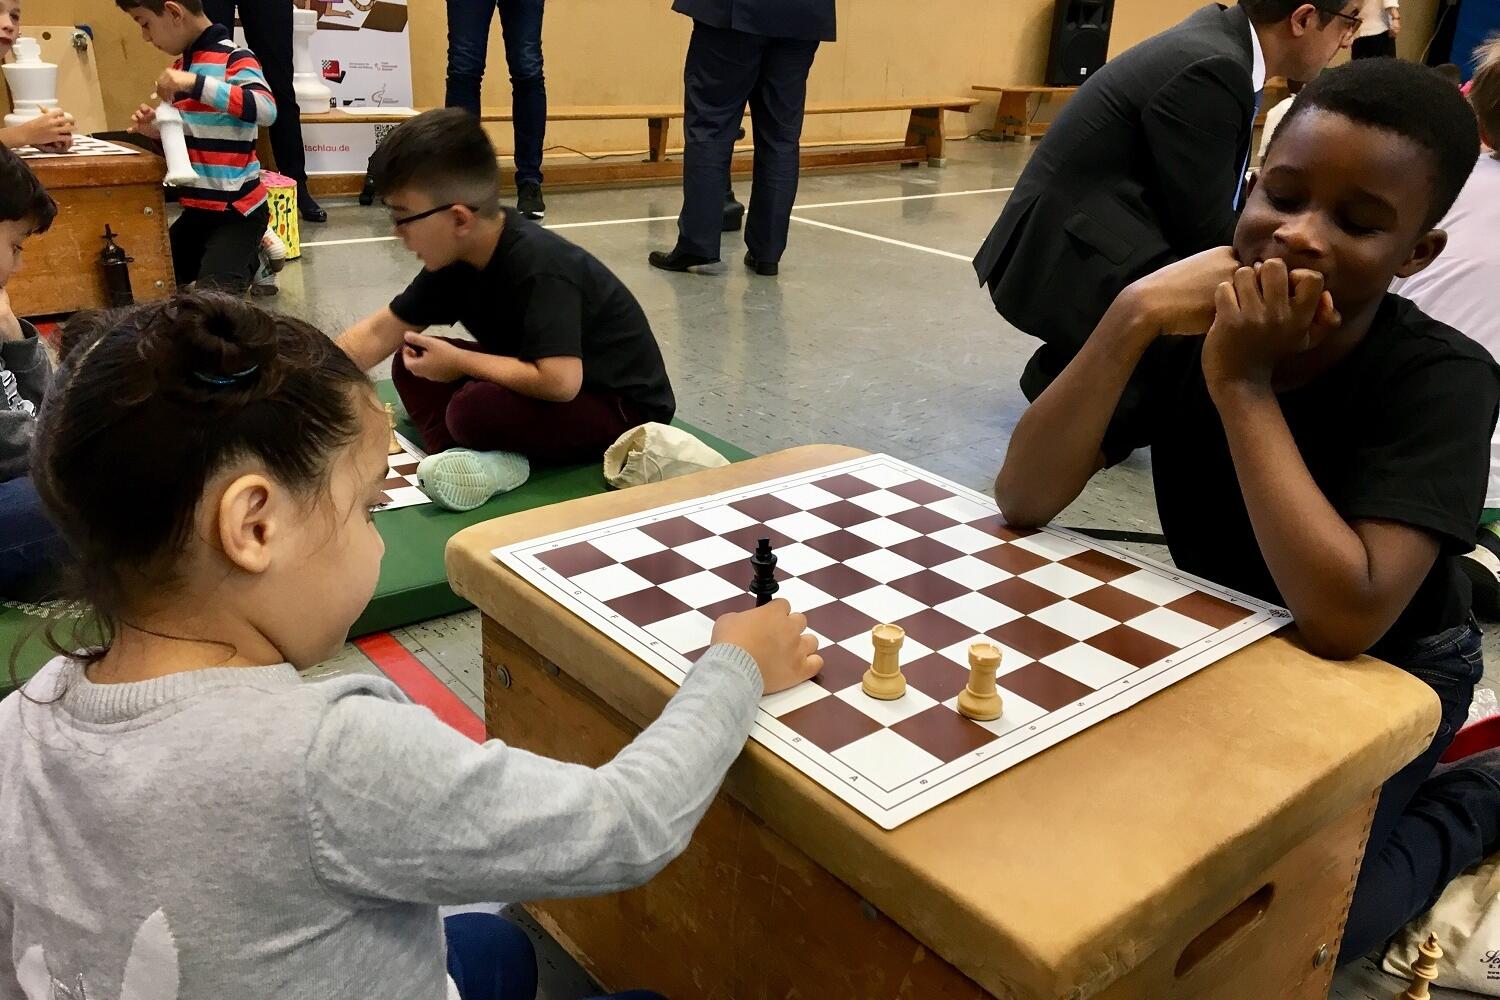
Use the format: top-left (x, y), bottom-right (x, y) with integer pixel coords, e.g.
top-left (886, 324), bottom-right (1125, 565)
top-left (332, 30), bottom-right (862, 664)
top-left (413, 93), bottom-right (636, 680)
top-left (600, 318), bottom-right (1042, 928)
top-left (973, 0), bottom-right (1358, 448)
top-left (203, 0), bottom-right (328, 223)
top-left (648, 0), bottom-right (836, 277)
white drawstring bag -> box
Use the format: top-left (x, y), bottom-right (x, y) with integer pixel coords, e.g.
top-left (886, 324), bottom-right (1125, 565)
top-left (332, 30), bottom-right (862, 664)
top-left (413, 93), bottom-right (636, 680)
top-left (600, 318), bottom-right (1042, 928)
top-left (1383, 857), bottom-right (1500, 992)
top-left (603, 423), bottom-right (728, 489)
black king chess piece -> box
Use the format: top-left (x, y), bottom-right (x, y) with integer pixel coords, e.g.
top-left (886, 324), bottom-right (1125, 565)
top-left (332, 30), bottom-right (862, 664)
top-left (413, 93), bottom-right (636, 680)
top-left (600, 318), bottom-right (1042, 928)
top-left (751, 538), bottom-right (779, 607)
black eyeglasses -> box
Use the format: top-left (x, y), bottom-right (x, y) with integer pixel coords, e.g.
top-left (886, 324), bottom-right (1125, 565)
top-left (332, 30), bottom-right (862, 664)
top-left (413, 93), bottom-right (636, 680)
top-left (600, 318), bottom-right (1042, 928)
top-left (1326, 8), bottom-right (1363, 38)
top-left (387, 203), bottom-right (477, 227)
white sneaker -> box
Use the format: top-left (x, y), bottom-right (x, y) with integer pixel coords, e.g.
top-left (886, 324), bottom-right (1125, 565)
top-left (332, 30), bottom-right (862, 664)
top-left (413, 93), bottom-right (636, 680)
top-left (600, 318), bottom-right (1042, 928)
top-left (251, 254), bottom-right (279, 297)
top-left (261, 228), bottom-right (287, 274)
top-left (416, 448), bottom-right (530, 511)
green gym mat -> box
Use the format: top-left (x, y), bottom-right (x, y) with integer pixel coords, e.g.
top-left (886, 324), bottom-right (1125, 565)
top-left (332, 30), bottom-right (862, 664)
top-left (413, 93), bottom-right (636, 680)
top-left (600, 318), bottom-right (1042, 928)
top-left (1, 382), bottom-right (751, 695)
top-left (354, 383), bottom-right (751, 635)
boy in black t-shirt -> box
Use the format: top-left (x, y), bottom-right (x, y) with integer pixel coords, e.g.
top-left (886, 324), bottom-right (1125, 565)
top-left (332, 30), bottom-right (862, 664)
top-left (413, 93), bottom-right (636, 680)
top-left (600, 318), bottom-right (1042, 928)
top-left (337, 109), bottom-right (676, 511)
top-left (996, 59), bottom-right (1500, 963)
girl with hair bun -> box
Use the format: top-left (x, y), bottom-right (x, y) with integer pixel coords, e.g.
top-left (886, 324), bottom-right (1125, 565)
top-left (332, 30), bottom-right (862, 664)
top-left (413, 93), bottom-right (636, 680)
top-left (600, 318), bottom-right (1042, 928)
top-left (0, 292), bottom-right (820, 1000)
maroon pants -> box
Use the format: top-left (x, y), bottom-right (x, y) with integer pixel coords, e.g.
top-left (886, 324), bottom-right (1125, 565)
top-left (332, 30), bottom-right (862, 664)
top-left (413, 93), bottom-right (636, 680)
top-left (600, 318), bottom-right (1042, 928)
top-left (392, 338), bottom-right (642, 465)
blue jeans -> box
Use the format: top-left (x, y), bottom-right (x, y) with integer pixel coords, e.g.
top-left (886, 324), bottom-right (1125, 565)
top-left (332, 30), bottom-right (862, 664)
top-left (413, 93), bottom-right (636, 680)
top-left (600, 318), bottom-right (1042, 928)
top-left (444, 913), bottom-right (667, 1000)
top-left (445, 0), bottom-right (546, 186)
top-left (0, 476), bottom-right (66, 601)
top-left (1339, 619), bottom-right (1500, 962)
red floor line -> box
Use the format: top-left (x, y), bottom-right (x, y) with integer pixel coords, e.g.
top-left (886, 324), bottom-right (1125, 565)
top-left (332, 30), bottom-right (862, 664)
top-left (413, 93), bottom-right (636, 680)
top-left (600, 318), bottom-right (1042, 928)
top-left (354, 632), bottom-right (486, 743)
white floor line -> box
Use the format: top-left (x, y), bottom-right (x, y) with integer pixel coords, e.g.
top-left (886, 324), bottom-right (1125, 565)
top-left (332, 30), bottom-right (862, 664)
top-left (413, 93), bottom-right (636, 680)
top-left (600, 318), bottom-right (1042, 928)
top-left (794, 186), bottom-right (1013, 210)
top-left (547, 213), bottom-right (677, 230)
top-left (789, 215), bottom-right (973, 262)
top-left (300, 234), bottom-right (402, 248)
top-left (299, 186), bottom-right (1014, 249)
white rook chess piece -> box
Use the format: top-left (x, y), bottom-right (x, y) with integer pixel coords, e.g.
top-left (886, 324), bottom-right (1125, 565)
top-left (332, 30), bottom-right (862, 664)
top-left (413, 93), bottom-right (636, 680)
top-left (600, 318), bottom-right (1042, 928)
top-left (153, 104), bottom-right (200, 187)
top-left (2, 38), bottom-right (58, 129)
top-left (861, 624), bottom-right (907, 701)
top-left (958, 643), bottom-right (1004, 721)
top-left (291, 8), bottom-right (334, 110)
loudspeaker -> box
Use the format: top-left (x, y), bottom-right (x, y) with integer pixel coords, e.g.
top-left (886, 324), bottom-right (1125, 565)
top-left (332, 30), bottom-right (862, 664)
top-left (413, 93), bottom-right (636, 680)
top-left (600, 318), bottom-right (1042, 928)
top-left (1045, 0), bottom-right (1115, 87)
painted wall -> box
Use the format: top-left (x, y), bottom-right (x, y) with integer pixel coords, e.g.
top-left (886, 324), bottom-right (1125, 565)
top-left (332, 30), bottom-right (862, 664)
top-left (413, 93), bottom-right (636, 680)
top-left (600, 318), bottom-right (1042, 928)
top-left (60, 0), bottom-right (1440, 157)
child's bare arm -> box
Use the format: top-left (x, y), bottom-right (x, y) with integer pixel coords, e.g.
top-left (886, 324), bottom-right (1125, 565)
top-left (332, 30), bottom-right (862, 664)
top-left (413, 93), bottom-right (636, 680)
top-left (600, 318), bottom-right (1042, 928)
top-left (994, 301), bottom-right (1151, 527)
top-left (337, 307), bottom-right (422, 371)
top-left (447, 347), bottom-right (582, 402)
top-left (995, 247), bottom-right (1240, 527)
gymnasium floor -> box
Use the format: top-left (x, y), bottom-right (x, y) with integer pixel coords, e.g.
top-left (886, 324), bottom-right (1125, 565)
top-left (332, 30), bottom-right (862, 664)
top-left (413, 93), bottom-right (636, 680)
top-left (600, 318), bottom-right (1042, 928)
top-left (275, 138), bottom-right (1489, 999)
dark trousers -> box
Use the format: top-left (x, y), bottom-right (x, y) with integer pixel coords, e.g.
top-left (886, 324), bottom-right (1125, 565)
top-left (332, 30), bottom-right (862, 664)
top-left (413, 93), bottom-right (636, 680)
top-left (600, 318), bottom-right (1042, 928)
top-left (675, 21), bottom-right (819, 262)
top-left (170, 203), bottom-right (270, 296)
top-left (1339, 619), bottom-right (1500, 962)
top-left (444, 912), bottom-right (666, 1000)
top-left (445, 0), bottom-right (547, 186)
top-left (0, 475), bottom-right (66, 601)
top-left (201, 0), bottom-right (307, 183)
top-left (392, 338), bottom-right (642, 464)
top-left (1351, 32), bottom-right (1399, 59)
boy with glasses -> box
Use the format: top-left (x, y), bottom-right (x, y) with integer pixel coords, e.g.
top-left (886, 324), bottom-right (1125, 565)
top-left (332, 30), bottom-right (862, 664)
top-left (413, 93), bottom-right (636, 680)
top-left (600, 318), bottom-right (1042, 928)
top-left (337, 110), bottom-right (675, 511)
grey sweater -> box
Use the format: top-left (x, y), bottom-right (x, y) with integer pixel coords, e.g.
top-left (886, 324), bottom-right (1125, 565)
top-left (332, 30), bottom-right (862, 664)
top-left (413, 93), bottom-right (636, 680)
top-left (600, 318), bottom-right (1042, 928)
top-left (0, 645), bottom-right (762, 999)
top-left (0, 321), bottom-right (49, 483)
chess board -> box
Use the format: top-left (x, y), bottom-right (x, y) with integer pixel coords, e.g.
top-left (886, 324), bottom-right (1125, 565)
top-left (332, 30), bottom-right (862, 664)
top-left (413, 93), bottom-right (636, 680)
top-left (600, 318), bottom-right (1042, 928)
top-left (496, 455), bottom-right (1290, 828)
top-left (15, 135), bottom-right (141, 160)
top-left (373, 434), bottom-right (430, 512)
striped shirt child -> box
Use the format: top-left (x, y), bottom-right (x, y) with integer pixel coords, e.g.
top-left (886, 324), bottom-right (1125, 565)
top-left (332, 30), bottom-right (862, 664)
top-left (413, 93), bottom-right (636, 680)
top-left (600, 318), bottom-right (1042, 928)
top-left (171, 23), bottom-right (277, 215)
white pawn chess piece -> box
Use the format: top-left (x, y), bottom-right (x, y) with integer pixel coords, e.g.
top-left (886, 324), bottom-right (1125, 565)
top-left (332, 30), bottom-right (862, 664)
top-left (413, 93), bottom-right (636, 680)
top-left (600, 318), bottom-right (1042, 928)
top-left (291, 8), bottom-right (333, 110)
top-left (153, 104), bottom-right (200, 187)
top-left (2, 37), bottom-right (59, 129)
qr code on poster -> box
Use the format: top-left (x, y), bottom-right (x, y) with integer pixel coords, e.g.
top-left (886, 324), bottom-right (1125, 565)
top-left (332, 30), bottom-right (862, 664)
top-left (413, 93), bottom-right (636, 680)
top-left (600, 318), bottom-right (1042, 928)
top-left (373, 124), bottom-right (398, 146)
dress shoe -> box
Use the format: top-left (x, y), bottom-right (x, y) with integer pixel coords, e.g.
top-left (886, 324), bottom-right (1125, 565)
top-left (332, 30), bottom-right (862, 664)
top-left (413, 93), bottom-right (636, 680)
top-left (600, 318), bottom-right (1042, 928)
top-left (298, 183), bottom-right (328, 223)
top-left (744, 251), bottom-right (778, 276)
top-left (723, 200), bottom-right (744, 232)
top-left (648, 248), bottom-right (719, 272)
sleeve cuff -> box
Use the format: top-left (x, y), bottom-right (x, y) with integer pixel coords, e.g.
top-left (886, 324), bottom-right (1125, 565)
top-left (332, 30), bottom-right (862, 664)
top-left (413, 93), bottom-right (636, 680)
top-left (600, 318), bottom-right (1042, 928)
top-left (0, 327), bottom-right (45, 370)
top-left (696, 643), bottom-right (764, 699)
top-left (191, 73), bottom-right (207, 102)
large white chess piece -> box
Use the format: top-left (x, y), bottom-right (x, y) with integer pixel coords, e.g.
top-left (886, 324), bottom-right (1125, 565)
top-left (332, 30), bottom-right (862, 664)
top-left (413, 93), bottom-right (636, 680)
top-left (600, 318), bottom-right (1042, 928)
top-left (153, 103), bottom-right (200, 187)
top-left (2, 37), bottom-right (58, 128)
top-left (291, 8), bottom-right (333, 110)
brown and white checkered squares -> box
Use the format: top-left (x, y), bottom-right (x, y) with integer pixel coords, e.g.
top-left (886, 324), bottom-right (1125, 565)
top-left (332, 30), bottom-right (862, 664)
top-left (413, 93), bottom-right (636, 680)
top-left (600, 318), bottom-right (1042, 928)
top-left (502, 455), bottom-right (1286, 828)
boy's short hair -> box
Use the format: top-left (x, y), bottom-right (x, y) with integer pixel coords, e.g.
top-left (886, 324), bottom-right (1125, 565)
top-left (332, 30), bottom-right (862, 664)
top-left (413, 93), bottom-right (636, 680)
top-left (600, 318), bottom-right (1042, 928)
top-left (113, 0), bottom-right (206, 15)
top-left (1472, 34), bottom-right (1500, 145)
top-left (1240, 0), bottom-right (1340, 26)
top-left (0, 146), bottom-right (57, 234)
top-left (1269, 58), bottom-right (1480, 230)
top-left (369, 109), bottom-right (502, 217)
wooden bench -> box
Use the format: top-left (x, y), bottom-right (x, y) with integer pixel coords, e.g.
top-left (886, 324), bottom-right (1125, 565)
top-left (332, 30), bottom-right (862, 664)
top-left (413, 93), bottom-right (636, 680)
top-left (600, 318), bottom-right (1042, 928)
top-left (973, 84), bottom-right (1078, 141)
top-left (299, 97), bottom-right (978, 195)
top-left (976, 78), bottom-right (1292, 145)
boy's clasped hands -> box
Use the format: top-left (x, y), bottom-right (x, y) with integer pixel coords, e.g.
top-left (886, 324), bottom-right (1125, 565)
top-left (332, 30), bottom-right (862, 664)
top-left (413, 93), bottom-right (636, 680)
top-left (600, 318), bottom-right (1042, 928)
top-left (1127, 246), bottom-right (1344, 387)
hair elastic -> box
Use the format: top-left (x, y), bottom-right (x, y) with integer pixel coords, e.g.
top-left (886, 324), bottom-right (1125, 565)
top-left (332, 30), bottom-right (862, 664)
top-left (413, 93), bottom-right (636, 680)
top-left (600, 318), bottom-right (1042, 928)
top-left (191, 365), bottom-right (260, 387)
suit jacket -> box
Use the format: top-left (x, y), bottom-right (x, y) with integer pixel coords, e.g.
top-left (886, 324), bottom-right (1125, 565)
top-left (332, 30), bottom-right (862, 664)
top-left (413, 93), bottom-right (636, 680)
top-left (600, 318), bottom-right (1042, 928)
top-left (672, 0), bottom-right (836, 43)
top-left (973, 3), bottom-right (1258, 353)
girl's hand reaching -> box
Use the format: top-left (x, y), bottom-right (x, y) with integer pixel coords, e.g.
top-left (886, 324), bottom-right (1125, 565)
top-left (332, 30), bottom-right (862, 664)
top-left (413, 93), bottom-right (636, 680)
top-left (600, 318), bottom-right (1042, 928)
top-left (711, 599), bottom-right (822, 694)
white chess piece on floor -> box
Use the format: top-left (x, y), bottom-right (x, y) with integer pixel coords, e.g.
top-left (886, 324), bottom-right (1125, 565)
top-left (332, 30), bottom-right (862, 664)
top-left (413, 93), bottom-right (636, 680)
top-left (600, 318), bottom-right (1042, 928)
top-left (291, 8), bottom-right (333, 110)
top-left (153, 104), bottom-right (200, 187)
top-left (2, 38), bottom-right (58, 128)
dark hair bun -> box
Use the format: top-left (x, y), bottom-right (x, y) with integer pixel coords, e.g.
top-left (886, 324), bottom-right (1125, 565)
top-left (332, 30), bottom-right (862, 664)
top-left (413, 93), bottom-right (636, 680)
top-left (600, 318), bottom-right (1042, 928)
top-left (140, 293), bottom-right (284, 404)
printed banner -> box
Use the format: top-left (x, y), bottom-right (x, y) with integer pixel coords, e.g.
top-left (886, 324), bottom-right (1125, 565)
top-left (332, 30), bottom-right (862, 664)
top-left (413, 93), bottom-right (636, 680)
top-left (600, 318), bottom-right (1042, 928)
top-left (297, 0), bottom-right (413, 174)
